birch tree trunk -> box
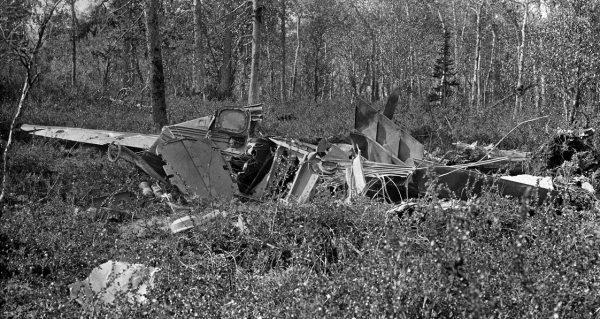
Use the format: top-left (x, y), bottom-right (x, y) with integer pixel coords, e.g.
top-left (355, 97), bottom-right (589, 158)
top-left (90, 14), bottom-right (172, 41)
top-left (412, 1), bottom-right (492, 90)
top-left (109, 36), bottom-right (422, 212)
top-left (0, 1), bottom-right (59, 205)
top-left (514, 2), bottom-right (529, 118)
top-left (290, 15), bottom-right (300, 98)
top-left (144, 0), bottom-right (168, 130)
top-left (280, 0), bottom-right (286, 101)
top-left (483, 25), bottom-right (496, 108)
top-left (267, 46), bottom-right (275, 98)
top-left (248, 0), bottom-right (261, 105)
top-left (218, 1), bottom-right (233, 99)
top-left (469, 1), bottom-right (484, 111)
top-left (452, 0), bottom-right (468, 93)
top-left (70, 0), bottom-right (77, 88)
top-left (192, 0), bottom-right (205, 96)
top-left (0, 78), bottom-right (31, 204)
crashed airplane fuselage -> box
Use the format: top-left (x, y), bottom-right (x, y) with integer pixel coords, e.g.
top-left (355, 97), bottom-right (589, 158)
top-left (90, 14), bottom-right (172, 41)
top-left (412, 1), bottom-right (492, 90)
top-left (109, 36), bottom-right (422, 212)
top-left (20, 100), bottom-right (559, 205)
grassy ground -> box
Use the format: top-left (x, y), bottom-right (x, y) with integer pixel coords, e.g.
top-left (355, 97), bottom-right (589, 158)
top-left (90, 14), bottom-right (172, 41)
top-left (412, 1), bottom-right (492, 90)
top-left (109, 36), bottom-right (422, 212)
top-left (1, 92), bottom-right (600, 318)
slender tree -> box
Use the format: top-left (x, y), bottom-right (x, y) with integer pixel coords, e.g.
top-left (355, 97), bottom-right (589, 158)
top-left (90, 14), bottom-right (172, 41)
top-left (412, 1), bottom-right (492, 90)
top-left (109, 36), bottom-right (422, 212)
top-left (70, 0), bottom-right (77, 88)
top-left (0, 1), bottom-right (60, 204)
top-left (192, 0), bottom-right (206, 96)
top-left (280, 0), bottom-right (286, 101)
top-left (248, 0), bottom-right (261, 105)
top-left (144, 0), bottom-right (168, 130)
top-left (514, 0), bottom-right (529, 118)
top-left (218, 1), bottom-right (233, 99)
top-left (469, 0), bottom-right (484, 111)
top-left (290, 14), bottom-right (300, 98)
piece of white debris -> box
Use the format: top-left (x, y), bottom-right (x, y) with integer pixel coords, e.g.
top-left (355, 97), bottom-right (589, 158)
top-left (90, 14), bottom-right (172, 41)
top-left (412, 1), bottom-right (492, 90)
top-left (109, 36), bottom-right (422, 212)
top-left (581, 182), bottom-right (595, 194)
top-left (500, 174), bottom-right (554, 190)
top-left (69, 261), bottom-right (159, 308)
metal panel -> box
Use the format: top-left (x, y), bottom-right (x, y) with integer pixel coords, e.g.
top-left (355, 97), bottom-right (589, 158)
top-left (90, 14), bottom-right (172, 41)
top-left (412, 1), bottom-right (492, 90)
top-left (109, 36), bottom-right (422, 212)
top-left (157, 138), bottom-right (235, 199)
top-left (285, 154), bottom-right (320, 204)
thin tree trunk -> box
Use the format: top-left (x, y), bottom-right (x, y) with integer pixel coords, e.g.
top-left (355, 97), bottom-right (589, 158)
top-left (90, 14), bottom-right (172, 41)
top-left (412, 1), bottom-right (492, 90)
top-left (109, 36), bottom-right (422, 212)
top-left (452, 0), bottom-right (459, 74)
top-left (123, 4), bottom-right (136, 88)
top-left (453, 0), bottom-right (468, 92)
top-left (248, 0), bottom-right (261, 105)
top-left (483, 25), bottom-right (496, 108)
top-left (0, 1), bottom-right (59, 205)
top-left (103, 58), bottom-right (111, 92)
top-left (313, 40), bottom-right (320, 100)
top-left (193, 0), bottom-right (205, 95)
top-left (539, 45), bottom-right (546, 111)
top-left (218, 1), bottom-right (233, 99)
top-left (0, 78), bottom-right (31, 204)
top-left (70, 0), bottom-right (77, 88)
top-left (290, 15), bottom-right (300, 98)
top-left (562, 92), bottom-right (568, 123)
top-left (470, 1), bottom-right (484, 111)
top-left (320, 42), bottom-right (328, 100)
top-left (370, 40), bottom-right (379, 102)
top-left (405, 2), bottom-right (414, 109)
top-left (267, 46), bottom-right (275, 98)
top-left (514, 2), bottom-right (529, 118)
top-left (133, 44), bottom-right (143, 84)
top-left (280, 0), bottom-right (286, 101)
top-left (144, 0), bottom-right (168, 130)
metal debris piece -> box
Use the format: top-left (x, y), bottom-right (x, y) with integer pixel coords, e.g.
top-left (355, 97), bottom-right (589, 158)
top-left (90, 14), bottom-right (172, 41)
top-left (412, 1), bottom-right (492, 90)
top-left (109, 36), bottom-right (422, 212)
top-left (69, 261), bottom-right (159, 308)
top-left (285, 153), bottom-right (321, 203)
top-left (500, 174), bottom-right (554, 190)
top-left (139, 182), bottom-right (153, 197)
top-left (108, 144), bottom-right (167, 183)
top-left (350, 132), bottom-right (407, 165)
top-left (157, 138), bottom-right (235, 199)
top-left (351, 156), bottom-right (367, 194)
top-left (354, 99), bottom-right (424, 163)
top-left (170, 210), bottom-right (235, 234)
top-left (412, 166), bottom-right (559, 205)
top-left (386, 202), bottom-right (417, 217)
top-left (445, 141), bottom-right (530, 174)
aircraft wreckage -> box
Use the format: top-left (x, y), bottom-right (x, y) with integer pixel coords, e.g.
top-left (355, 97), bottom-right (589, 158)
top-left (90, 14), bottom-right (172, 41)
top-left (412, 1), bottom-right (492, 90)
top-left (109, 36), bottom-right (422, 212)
top-left (20, 97), bottom-right (559, 206)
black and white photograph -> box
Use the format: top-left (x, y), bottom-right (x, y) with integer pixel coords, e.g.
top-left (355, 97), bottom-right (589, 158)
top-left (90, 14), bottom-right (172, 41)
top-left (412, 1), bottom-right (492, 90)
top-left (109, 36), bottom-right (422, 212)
top-left (1, 0), bottom-right (600, 317)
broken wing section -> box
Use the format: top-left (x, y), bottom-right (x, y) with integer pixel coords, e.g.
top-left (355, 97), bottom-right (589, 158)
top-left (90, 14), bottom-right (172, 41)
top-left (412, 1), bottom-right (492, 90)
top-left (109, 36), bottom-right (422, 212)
top-left (20, 124), bottom-right (158, 149)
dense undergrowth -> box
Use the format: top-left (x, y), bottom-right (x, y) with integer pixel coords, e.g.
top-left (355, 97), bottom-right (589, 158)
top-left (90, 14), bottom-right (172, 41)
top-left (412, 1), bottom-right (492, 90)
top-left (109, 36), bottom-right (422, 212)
top-left (1, 91), bottom-right (600, 317)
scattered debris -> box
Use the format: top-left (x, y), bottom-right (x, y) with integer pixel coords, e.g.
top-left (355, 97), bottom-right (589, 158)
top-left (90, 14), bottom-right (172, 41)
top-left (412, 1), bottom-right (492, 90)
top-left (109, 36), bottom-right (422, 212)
top-left (386, 202), bottom-right (417, 217)
top-left (167, 202), bottom-right (193, 215)
top-left (69, 261), bottom-right (159, 308)
top-left (170, 210), bottom-right (228, 234)
top-left (120, 216), bottom-right (170, 239)
top-left (533, 128), bottom-right (600, 197)
top-left (139, 181), bottom-right (153, 197)
top-left (21, 100), bottom-right (595, 208)
top-left (89, 191), bottom-right (136, 208)
top-left (76, 191), bottom-right (136, 222)
top-left (443, 141), bottom-right (530, 174)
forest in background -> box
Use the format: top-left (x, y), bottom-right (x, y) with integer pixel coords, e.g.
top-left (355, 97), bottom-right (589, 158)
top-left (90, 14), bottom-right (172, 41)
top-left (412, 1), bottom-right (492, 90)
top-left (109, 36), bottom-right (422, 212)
top-left (1, 0), bottom-right (599, 137)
